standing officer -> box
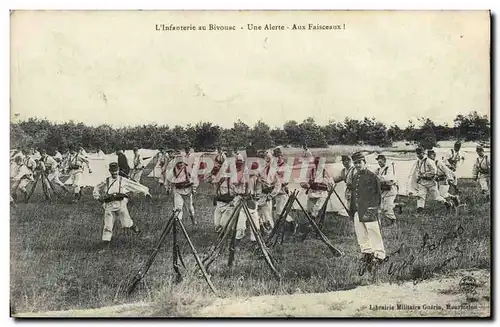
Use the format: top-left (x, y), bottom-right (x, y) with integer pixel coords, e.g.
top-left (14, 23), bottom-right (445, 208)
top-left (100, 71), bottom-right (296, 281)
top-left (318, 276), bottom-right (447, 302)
top-left (93, 162), bottom-right (150, 245)
top-left (374, 154), bottom-right (397, 225)
top-left (408, 148), bottom-right (452, 213)
top-left (349, 152), bottom-right (386, 264)
top-left (472, 146), bottom-right (490, 195)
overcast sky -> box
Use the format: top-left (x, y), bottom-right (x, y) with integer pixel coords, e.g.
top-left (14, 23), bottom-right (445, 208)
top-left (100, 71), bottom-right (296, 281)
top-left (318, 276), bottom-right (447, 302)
top-left (10, 10), bottom-right (490, 129)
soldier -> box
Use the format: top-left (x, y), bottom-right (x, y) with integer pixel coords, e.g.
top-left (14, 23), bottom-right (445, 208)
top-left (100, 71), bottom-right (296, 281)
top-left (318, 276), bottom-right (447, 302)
top-left (428, 150), bottom-right (460, 206)
top-left (54, 149), bottom-right (63, 163)
top-left (211, 146), bottom-right (227, 180)
top-left (10, 154), bottom-right (35, 202)
top-left (79, 146), bottom-right (92, 173)
top-left (408, 148), bottom-right (452, 213)
top-left (96, 148), bottom-right (106, 159)
top-left (93, 162), bottom-right (150, 245)
top-left (130, 147), bottom-right (145, 182)
top-left (349, 152), bottom-right (386, 264)
top-left (444, 141), bottom-right (463, 172)
top-left (301, 144), bottom-right (313, 160)
top-left (374, 155), bottom-right (398, 225)
top-left (64, 147), bottom-right (90, 202)
top-left (472, 146), bottom-right (490, 195)
top-left (232, 156), bottom-right (260, 243)
top-left (300, 156), bottom-right (334, 221)
top-left (212, 157), bottom-right (236, 233)
top-left (39, 149), bottom-right (72, 196)
top-left (249, 152), bottom-right (274, 233)
top-left (168, 151), bottom-right (199, 225)
top-left (333, 155), bottom-right (356, 217)
top-left (268, 147), bottom-right (297, 233)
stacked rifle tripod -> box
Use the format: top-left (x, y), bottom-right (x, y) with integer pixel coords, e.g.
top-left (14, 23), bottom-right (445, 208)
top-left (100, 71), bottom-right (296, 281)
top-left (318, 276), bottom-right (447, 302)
top-left (124, 188), bottom-right (344, 296)
top-left (15, 170), bottom-right (64, 204)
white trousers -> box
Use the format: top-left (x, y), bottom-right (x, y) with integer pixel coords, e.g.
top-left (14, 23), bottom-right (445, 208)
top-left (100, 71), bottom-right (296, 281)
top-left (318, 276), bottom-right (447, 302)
top-left (478, 174), bottom-right (490, 193)
top-left (173, 191), bottom-right (194, 220)
top-left (379, 194), bottom-right (396, 221)
top-left (214, 201), bottom-right (231, 227)
top-left (45, 171), bottom-right (66, 190)
top-left (353, 212), bottom-right (386, 259)
top-left (438, 183), bottom-right (451, 198)
top-left (416, 180), bottom-right (446, 208)
top-left (258, 200), bottom-right (274, 228)
top-left (67, 170), bottom-right (83, 193)
top-left (275, 194), bottom-right (294, 222)
top-left (102, 201), bottom-right (134, 241)
top-left (307, 196), bottom-right (326, 218)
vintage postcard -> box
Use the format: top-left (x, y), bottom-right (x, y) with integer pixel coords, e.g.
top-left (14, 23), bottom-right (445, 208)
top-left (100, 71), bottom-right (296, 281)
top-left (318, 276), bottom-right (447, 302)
top-left (10, 10), bottom-right (491, 318)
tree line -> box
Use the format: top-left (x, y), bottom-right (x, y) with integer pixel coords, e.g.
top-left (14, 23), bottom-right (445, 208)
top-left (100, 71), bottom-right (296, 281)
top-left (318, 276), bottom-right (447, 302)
top-left (10, 110), bottom-right (490, 154)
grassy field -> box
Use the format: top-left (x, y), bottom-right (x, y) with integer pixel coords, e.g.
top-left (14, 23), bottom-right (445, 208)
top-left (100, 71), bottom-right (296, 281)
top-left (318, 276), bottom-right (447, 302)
top-left (10, 168), bottom-right (491, 316)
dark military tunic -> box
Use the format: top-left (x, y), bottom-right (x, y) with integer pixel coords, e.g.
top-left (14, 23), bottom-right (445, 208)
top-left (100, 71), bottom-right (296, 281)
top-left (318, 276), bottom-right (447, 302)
top-left (349, 168), bottom-right (382, 222)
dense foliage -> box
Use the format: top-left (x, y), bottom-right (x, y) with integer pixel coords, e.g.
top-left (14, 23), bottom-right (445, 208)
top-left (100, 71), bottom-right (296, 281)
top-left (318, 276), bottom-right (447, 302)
top-left (10, 111), bottom-right (490, 153)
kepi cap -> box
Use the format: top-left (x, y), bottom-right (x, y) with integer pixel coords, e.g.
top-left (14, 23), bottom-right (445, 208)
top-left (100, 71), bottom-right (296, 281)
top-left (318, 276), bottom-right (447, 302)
top-left (109, 162), bottom-right (119, 172)
top-left (351, 152), bottom-right (365, 162)
top-left (375, 154), bottom-right (386, 161)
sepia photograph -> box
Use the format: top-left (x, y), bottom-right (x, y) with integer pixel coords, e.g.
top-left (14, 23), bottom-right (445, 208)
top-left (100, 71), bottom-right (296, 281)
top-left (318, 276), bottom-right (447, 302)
top-left (9, 10), bottom-right (491, 318)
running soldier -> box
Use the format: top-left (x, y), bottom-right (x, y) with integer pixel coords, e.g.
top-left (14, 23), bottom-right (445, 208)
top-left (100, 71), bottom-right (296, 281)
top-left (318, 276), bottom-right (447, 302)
top-left (130, 147), bottom-right (145, 182)
top-left (472, 146), bottom-right (490, 195)
top-left (39, 149), bottom-right (72, 197)
top-left (374, 154), bottom-right (398, 225)
top-left (349, 152), bottom-right (386, 264)
top-left (93, 162), bottom-right (150, 246)
top-left (64, 147), bottom-right (90, 202)
top-left (168, 151), bottom-right (199, 225)
top-left (444, 141), bottom-right (464, 172)
top-left (10, 154), bottom-right (35, 202)
top-left (428, 150), bottom-right (460, 206)
top-left (408, 148), bottom-right (452, 213)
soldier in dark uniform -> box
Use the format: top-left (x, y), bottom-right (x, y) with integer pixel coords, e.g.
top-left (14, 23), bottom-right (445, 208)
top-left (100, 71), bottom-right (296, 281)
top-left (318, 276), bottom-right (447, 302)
top-left (116, 150), bottom-right (131, 178)
top-left (349, 152), bottom-right (386, 264)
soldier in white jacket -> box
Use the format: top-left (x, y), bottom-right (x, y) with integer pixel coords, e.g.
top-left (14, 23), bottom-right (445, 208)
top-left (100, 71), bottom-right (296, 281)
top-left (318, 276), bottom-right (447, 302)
top-left (408, 148), bottom-right (452, 213)
top-left (130, 147), bottom-right (145, 182)
top-left (64, 147), bottom-right (91, 202)
top-left (166, 151), bottom-right (199, 225)
top-left (428, 150), bottom-right (460, 206)
top-left (374, 155), bottom-right (397, 224)
top-left (300, 156), bottom-right (334, 221)
top-left (93, 162), bottom-right (151, 244)
top-left (10, 154), bottom-right (35, 202)
top-left (472, 146), bottom-right (490, 195)
top-left (39, 149), bottom-right (72, 196)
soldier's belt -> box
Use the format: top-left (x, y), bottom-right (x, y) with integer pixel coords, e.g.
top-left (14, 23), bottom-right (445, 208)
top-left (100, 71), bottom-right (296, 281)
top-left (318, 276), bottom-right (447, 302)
top-left (380, 184), bottom-right (392, 191)
top-left (174, 181), bottom-right (194, 189)
top-left (310, 183), bottom-right (328, 191)
top-left (215, 194), bottom-right (235, 203)
top-left (69, 164), bottom-right (82, 170)
top-left (479, 169), bottom-right (490, 174)
top-left (102, 193), bottom-right (128, 203)
top-left (436, 175), bottom-right (447, 181)
top-left (419, 176), bottom-right (435, 181)
top-left (262, 186), bottom-right (274, 194)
